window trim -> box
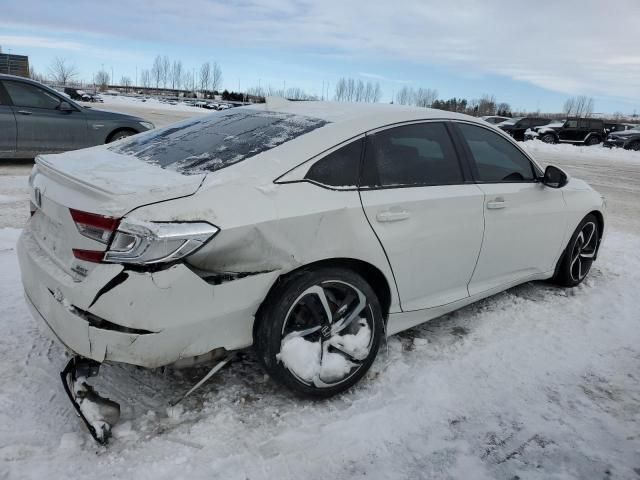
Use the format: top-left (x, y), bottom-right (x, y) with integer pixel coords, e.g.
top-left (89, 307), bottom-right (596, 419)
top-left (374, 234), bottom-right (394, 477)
top-left (0, 81), bottom-right (12, 106)
top-left (274, 133), bottom-right (366, 191)
top-left (358, 119), bottom-right (470, 191)
top-left (2, 79), bottom-right (72, 111)
top-left (450, 120), bottom-right (543, 184)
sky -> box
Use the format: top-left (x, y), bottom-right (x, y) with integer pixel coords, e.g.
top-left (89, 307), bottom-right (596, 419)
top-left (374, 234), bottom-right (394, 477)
top-left (1, 0), bottom-right (639, 114)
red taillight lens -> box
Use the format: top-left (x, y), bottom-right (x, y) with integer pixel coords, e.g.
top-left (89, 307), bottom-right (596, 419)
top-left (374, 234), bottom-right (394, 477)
top-left (72, 249), bottom-right (105, 263)
top-left (69, 209), bottom-right (120, 244)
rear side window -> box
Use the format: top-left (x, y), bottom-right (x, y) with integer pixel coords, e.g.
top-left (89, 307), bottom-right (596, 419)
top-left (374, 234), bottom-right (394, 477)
top-left (3, 81), bottom-right (61, 109)
top-left (111, 109), bottom-right (328, 175)
top-left (362, 122), bottom-right (463, 187)
top-left (305, 138), bottom-right (362, 187)
top-left (457, 123), bottom-right (535, 183)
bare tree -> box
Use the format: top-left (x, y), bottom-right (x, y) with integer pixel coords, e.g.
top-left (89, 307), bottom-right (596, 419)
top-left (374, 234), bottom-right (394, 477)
top-left (95, 70), bottom-right (110, 91)
top-left (182, 70), bottom-right (194, 94)
top-left (334, 78), bottom-right (347, 101)
top-left (199, 62), bottom-right (211, 94)
top-left (151, 55), bottom-right (163, 91)
top-left (171, 60), bottom-right (183, 90)
top-left (395, 86), bottom-right (414, 105)
top-left (563, 95), bottom-right (594, 118)
top-left (49, 57), bottom-right (78, 85)
top-left (161, 55), bottom-right (170, 89)
top-left (120, 76), bottom-right (132, 92)
top-left (211, 62), bottom-right (223, 92)
top-left (414, 88), bottom-right (438, 108)
top-left (28, 66), bottom-right (46, 83)
top-left (140, 69), bottom-right (151, 89)
top-left (476, 94), bottom-right (497, 116)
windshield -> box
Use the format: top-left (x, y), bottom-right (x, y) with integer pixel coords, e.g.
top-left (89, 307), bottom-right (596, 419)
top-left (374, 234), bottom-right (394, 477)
top-left (499, 117), bottom-right (522, 125)
top-left (110, 109), bottom-right (329, 175)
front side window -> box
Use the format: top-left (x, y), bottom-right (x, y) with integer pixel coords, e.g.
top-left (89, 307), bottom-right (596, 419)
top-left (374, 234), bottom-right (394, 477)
top-left (305, 138), bottom-right (362, 187)
top-left (111, 109), bottom-right (328, 175)
top-left (457, 123), bottom-right (536, 183)
top-left (3, 81), bottom-right (61, 109)
top-left (362, 122), bottom-right (463, 188)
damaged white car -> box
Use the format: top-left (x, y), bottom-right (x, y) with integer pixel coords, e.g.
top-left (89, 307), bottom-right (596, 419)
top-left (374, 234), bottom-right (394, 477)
top-left (17, 100), bottom-right (605, 443)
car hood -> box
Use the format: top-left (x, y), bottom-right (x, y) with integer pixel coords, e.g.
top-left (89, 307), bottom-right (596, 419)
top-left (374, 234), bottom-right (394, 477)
top-left (82, 107), bottom-right (145, 123)
top-left (34, 145), bottom-right (205, 217)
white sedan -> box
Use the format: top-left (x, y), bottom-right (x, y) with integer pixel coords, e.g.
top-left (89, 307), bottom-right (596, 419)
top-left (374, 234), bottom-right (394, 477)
top-left (18, 100), bottom-right (605, 442)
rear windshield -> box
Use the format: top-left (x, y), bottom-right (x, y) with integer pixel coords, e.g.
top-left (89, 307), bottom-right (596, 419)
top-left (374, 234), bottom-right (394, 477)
top-left (110, 109), bottom-right (329, 175)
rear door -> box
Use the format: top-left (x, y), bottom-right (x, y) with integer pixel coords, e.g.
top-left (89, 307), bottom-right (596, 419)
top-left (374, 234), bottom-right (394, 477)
top-left (2, 80), bottom-right (89, 154)
top-left (0, 82), bottom-right (17, 156)
top-left (359, 121), bottom-right (485, 311)
top-left (453, 122), bottom-right (567, 295)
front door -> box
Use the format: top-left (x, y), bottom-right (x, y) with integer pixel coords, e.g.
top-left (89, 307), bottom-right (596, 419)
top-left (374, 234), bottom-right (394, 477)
top-left (2, 80), bottom-right (89, 155)
top-left (453, 122), bottom-right (568, 295)
top-left (359, 121), bottom-right (485, 311)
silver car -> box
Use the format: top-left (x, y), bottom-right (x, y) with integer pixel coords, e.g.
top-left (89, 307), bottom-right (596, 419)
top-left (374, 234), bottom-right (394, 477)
top-left (0, 74), bottom-right (154, 158)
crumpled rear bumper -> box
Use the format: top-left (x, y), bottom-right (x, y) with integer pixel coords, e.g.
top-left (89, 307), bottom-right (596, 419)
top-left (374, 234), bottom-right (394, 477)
top-left (18, 226), bottom-right (279, 368)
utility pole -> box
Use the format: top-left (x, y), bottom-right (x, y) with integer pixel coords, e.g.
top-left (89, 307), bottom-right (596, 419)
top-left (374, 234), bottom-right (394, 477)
top-left (111, 66), bottom-right (114, 87)
top-left (135, 65), bottom-right (138, 88)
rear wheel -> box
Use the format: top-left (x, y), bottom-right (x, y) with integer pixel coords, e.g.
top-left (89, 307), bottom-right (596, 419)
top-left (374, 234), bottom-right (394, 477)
top-left (586, 135), bottom-right (601, 146)
top-left (255, 267), bottom-right (384, 398)
top-left (553, 214), bottom-right (599, 287)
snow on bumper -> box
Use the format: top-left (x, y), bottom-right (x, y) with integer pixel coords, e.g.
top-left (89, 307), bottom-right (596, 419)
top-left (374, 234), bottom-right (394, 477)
top-left (17, 227), bottom-right (278, 368)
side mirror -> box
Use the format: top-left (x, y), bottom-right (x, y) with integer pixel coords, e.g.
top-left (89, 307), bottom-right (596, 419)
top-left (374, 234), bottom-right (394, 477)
top-left (542, 165), bottom-right (568, 188)
top-left (59, 101), bottom-right (74, 112)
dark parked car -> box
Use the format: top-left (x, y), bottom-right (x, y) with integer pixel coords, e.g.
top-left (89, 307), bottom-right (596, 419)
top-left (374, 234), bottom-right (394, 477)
top-left (497, 117), bottom-right (552, 141)
top-left (63, 87), bottom-right (102, 103)
top-left (524, 119), bottom-right (566, 142)
top-left (603, 126), bottom-right (640, 150)
top-left (530, 118), bottom-right (606, 146)
top-left (0, 75), bottom-right (154, 158)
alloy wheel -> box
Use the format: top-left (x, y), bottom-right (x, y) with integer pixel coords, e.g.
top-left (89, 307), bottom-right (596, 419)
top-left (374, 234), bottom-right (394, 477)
top-left (569, 221), bottom-right (598, 282)
top-left (542, 133), bottom-right (555, 143)
top-left (279, 280), bottom-right (375, 388)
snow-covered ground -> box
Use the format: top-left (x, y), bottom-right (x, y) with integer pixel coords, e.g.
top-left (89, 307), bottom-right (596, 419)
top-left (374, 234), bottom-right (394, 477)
top-left (0, 142), bottom-right (639, 479)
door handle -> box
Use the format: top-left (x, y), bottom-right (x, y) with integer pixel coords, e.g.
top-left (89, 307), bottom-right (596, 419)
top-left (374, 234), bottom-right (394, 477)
top-left (486, 197), bottom-right (507, 209)
top-left (376, 209), bottom-right (410, 222)
top-left (17, 110), bottom-right (33, 115)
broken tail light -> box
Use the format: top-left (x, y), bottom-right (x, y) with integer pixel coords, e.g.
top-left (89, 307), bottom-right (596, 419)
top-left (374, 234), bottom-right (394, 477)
top-left (70, 209), bottom-right (121, 263)
top-left (70, 209), bottom-right (120, 244)
top-left (104, 219), bottom-right (219, 265)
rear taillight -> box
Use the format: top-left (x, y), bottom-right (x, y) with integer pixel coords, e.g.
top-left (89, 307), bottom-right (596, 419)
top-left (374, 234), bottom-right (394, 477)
top-left (70, 209), bottom-right (121, 263)
top-left (104, 220), bottom-right (219, 265)
top-left (70, 209), bottom-right (120, 244)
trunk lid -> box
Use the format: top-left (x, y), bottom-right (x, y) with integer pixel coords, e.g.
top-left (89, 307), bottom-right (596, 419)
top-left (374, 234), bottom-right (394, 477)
top-left (29, 146), bottom-right (205, 278)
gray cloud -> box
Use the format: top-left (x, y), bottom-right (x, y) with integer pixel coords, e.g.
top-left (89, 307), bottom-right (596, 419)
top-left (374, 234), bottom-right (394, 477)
top-left (3, 0), bottom-right (639, 101)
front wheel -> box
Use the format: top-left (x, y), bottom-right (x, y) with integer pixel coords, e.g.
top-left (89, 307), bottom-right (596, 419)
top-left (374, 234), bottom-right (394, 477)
top-left (586, 135), bottom-right (601, 146)
top-left (255, 267), bottom-right (384, 398)
top-left (553, 214), bottom-right (600, 287)
top-left (627, 141), bottom-right (640, 151)
top-left (541, 133), bottom-right (556, 144)
top-left (106, 129), bottom-right (136, 143)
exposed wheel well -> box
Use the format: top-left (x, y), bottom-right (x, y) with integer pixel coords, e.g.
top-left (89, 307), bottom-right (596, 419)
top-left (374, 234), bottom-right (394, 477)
top-left (106, 127), bottom-right (138, 143)
top-left (254, 258), bottom-right (393, 337)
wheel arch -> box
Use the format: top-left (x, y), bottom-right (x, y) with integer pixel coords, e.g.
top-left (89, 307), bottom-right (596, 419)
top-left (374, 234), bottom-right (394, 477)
top-left (254, 257), bottom-right (393, 339)
top-left (105, 127), bottom-right (139, 143)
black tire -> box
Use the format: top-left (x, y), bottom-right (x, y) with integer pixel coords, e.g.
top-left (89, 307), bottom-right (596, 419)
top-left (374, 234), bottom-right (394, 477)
top-left (552, 214), bottom-right (600, 287)
top-left (541, 133), bottom-right (556, 144)
top-left (106, 129), bottom-right (136, 143)
top-left (255, 267), bottom-right (384, 398)
top-left (627, 141), bottom-right (640, 151)
top-left (586, 135), bottom-right (601, 146)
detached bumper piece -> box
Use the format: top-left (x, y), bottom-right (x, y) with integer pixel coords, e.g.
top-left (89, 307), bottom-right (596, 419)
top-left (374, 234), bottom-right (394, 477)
top-left (60, 357), bottom-right (121, 445)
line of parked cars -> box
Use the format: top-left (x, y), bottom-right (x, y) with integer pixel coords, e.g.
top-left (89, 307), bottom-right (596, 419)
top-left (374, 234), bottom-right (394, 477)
top-left (186, 100), bottom-right (232, 110)
top-left (483, 115), bottom-right (640, 149)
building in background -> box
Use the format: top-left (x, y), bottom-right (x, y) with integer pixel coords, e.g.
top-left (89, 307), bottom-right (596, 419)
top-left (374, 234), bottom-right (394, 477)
top-left (0, 48), bottom-right (30, 77)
